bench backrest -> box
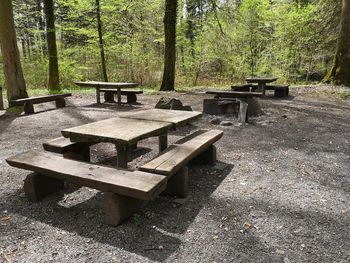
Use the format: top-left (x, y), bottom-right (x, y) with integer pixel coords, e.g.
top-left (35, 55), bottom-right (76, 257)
top-left (6, 151), bottom-right (167, 201)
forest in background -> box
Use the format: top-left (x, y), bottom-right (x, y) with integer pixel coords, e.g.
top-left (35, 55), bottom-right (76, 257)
top-left (0, 0), bottom-right (342, 90)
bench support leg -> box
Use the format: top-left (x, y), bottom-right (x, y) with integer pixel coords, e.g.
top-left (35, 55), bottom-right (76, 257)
top-left (126, 94), bottom-right (137, 104)
top-left (274, 89), bottom-right (286, 98)
top-left (238, 99), bottom-right (248, 123)
top-left (103, 193), bottom-right (143, 226)
top-left (24, 102), bottom-right (34, 114)
top-left (159, 134), bottom-right (168, 152)
top-left (63, 146), bottom-right (90, 162)
top-left (104, 91), bottom-right (115, 103)
top-left (163, 167), bottom-right (188, 198)
top-left (190, 145), bottom-right (217, 166)
top-left (116, 145), bottom-right (128, 168)
top-left (24, 173), bottom-right (64, 202)
top-left (55, 98), bottom-right (66, 108)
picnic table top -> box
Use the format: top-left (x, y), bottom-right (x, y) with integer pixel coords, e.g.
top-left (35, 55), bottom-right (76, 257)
top-left (245, 77), bottom-right (277, 83)
top-left (119, 109), bottom-right (202, 127)
top-left (61, 117), bottom-right (171, 146)
top-left (75, 81), bottom-right (139, 88)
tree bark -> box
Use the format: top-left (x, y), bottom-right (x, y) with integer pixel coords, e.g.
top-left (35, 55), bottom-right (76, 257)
top-left (160, 0), bottom-right (178, 91)
top-left (43, 0), bottom-right (60, 91)
top-left (96, 0), bottom-right (108, 82)
top-left (0, 0), bottom-right (28, 105)
top-left (324, 0), bottom-right (350, 87)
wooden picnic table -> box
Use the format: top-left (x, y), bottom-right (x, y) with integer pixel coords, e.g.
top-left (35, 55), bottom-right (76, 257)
top-left (75, 81), bottom-right (139, 106)
top-left (245, 77), bottom-right (277, 96)
top-left (61, 109), bottom-right (202, 168)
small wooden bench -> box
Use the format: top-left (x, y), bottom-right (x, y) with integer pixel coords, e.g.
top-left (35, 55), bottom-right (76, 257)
top-left (251, 85), bottom-right (289, 97)
top-left (206, 90), bottom-right (263, 99)
top-left (43, 137), bottom-right (95, 162)
top-left (140, 129), bottom-right (223, 198)
top-left (100, 89), bottom-right (143, 104)
top-left (6, 151), bottom-right (167, 226)
top-left (10, 93), bottom-right (71, 114)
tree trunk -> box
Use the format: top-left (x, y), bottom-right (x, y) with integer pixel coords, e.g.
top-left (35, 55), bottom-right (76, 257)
top-left (160, 0), bottom-right (178, 91)
top-left (0, 0), bottom-right (28, 105)
top-left (43, 0), bottom-right (60, 91)
top-left (324, 0), bottom-right (350, 87)
top-left (96, 0), bottom-right (108, 82)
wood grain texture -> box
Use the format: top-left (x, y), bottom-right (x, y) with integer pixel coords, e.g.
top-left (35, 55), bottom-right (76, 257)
top-left (140, 129), bottom-right (223, 176)
top-left (43, 137), bottom-right (94, 154)
top-left (75, 81), bottom-right (139, 88)
top-left (61, 117), bottom-right (171, 146)
top-left (11, 93), bottom-right (71, 105)
top-left (6, 151), bottom-right (167, 201)
top-left (119, 109), bottom-right (202, 127)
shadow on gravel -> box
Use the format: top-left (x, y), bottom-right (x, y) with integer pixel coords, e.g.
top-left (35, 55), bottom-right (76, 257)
top-left (3, 162), bottom-right (233, 261)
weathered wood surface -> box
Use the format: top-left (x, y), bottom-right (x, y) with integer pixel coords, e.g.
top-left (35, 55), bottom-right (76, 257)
top-left (206, 90), bottom-right (263, 98)
top-left (119, 109), bottom-right (202, 127)
top-left (43, 137), bottom-right (94, 154)
top-left (245, 77), bottom-right (277, 83)
top-left (62, 117), bottom-right (171, 146)
top-left (140, 129), bottom-right (223, 176)
top-left (99, 89), bottom-right (143, 94)
top-left (75, 81), bottom-right (139, 88)
top-left (10, 93), bottom-right (71, 105)
top-left (6, 151), bottom-right (167, 201)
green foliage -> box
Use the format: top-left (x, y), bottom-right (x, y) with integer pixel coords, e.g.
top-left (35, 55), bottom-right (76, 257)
top-left (0, 0), bottom-right (343, 91)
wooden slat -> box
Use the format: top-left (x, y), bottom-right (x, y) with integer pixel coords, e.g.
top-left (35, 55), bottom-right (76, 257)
top-left (140, 129), bottom-right (223, 176)
top-left (43, 137), bottom-right (94, 154)
top-left (61, 117), bottom-right (171, 145)
top-left (119, 109), bottom-right (202, 127)
top-left (206, 91), bottom-right (263, 98)
top-left (11, 93), bottom-right (71, 105)
top-left (100, 89), bottom-right (143, 94)
top-left (75, 81), bottom-right (139, 88)
top-left (6, 151), bottom-right (167, 201)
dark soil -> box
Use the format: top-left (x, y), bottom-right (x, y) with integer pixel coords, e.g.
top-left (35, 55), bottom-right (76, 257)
top-left (0, 87), bottom-right (349, 263)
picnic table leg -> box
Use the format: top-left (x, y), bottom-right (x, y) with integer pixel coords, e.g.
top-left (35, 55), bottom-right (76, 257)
top-left (116, 145), bottom-right (128, 168)
top-left (24, 102), bottom-right (34, 114)
top-left (158, 133), bottom-right (168, 152)
top-left (261, 83), bottom-right (266, 96)
top-left (96, 86), bottom-right (101, 104)
top-left (117, 88), bottom-right (122, 106)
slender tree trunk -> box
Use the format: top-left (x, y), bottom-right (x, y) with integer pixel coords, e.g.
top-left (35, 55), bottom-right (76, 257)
top-left (160, 0), bottom-right (178, 91)
top-left (0, 0), bottom-right (28, 104)
top-left (43, 0), bottom-right (60, 91)
top-left (324, 0), bottom-right (350, 86)
top-left (96, 0), bottom-right (108, 82)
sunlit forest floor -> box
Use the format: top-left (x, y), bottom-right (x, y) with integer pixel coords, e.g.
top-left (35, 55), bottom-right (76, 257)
top-left (1, 85), bottom-right (349, 262)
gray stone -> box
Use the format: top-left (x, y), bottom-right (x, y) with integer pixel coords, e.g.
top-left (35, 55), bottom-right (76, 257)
top-left (220, 121), bottom-right (233, 126)
top-left (155, 97), bottom-right (192, 111)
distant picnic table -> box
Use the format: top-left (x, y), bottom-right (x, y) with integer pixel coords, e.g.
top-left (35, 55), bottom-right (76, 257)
top-left (245, 77), bottom-right (277, 96)
top-left (75, 81), bottom-right (140, 106)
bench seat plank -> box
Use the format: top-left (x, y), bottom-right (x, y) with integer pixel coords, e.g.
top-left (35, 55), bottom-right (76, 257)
top-left (43, 137), bottom-right (94, 154)
top-left (206, 90), bottom-right (263, 98)
top-left (140, 130), bottom-right (223, 176)
top-left (11, 93), bottom-right (71, 105)
top-left (6, 151), bottom-right (167, 201)
top-left (99, 89), bottom-right (143, 95)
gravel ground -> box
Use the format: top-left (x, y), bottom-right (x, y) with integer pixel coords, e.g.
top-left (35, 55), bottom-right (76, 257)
top-left (0, 88), bottom-right (350, 263)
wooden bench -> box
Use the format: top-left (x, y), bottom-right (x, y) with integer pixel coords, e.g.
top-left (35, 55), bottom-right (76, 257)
top-left (100, 89), bottom-right (143, 104)
top-left (251, 85), bottom-right (289, 97)
top-left (43, 137), bottom-right (95, 162)
top-left (6, 151), bottom-right (167, 226)
top-left (206, 90), bottom-right (263, 99)
top-left (139, 129), bottom-right (223, 198)
top-left (10, 93), bottom-right (71, 114)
